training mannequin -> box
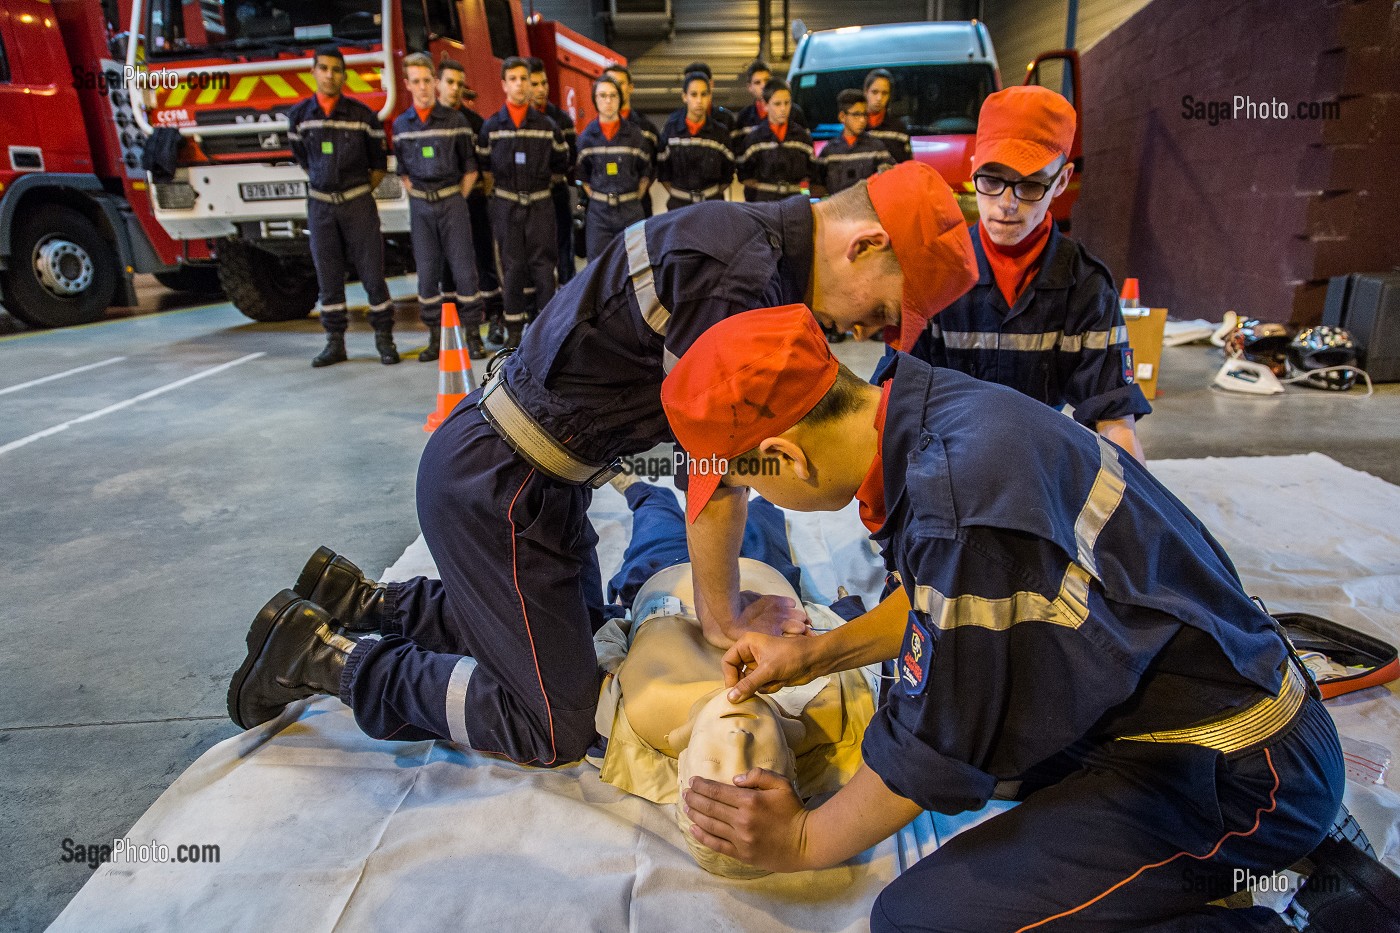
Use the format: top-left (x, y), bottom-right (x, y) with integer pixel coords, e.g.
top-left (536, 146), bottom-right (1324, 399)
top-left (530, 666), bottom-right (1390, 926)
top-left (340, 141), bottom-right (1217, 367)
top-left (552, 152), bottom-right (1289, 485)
top-left (595, 558), bottom-right (874, 879)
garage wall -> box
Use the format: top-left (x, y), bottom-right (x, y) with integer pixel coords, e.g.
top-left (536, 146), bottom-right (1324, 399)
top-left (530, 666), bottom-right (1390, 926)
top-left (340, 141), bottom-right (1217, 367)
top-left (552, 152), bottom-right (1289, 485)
top-left (981, 0), bottom-right (1152, 82)
top-left (1070, 0), bottom-right (1400, 324)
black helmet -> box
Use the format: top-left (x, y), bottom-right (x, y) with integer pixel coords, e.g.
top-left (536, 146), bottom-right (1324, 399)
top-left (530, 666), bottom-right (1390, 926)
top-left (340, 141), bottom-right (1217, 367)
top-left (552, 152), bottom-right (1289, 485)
top-left (1225, 319), bottom-right (1292, 377)
top-left (1288, 325), bottom-right (1358, 390)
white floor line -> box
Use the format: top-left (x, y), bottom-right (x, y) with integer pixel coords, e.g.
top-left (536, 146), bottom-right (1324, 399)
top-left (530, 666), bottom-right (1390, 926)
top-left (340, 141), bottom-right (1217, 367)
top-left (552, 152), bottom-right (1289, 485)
top-left (0, 356), bottom-right (127, 397)
top-left (0, 352), bottom-right (265, 457)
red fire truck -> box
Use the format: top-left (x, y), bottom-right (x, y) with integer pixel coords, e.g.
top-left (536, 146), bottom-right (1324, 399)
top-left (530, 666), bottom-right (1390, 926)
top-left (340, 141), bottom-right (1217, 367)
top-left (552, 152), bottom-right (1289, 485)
top-left (0, 0), bottom-right (621, 328)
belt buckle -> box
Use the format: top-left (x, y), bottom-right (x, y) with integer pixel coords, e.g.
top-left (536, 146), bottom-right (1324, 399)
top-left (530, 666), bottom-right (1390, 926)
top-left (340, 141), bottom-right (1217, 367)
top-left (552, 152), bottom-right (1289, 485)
top-left (607, 192), bottom-right (619, 207)
top-left (586, 459), bottom-right (624, 489)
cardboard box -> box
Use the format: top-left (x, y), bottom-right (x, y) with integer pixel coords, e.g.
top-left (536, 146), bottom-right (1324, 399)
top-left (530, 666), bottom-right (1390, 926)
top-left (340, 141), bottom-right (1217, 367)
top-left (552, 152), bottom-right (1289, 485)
top-left (1122, 306), bottom-right (1167, 400)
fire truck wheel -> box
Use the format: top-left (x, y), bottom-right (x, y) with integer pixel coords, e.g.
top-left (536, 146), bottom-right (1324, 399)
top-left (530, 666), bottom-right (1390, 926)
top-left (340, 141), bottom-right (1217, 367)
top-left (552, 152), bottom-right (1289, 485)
top-left (217, 239), bottom-right (318, 322)
top-left (154, 264), bottom-right (224, 296)
top-left (2, 205), bottom-right (117, 328)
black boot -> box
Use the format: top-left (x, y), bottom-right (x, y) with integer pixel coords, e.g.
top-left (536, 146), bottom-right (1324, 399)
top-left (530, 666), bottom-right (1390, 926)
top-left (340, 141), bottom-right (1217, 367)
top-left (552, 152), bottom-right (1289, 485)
top-left (418, 328), bottom-right (440, 363)
top-left (486, 318), bottom-right (505, 348)
top-left (503, 320), bottom-right (524, 350)
top-left (312, 333), bottom-right (347, 368)
top-left (294, 545), bottom-right (387, 635)
top-left (226, 589), bottom-right (356, 729)
top-left (466, 331), bottom-right (487, 360)
top-left (374, 329), bottom-right (401, 365)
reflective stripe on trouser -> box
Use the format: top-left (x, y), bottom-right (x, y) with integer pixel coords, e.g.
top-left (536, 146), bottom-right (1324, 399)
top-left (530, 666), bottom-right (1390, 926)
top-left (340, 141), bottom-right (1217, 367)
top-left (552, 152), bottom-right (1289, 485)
top-left (869, 697), bottom-right (1343, 933)
top-left (409, 195), bottom-right (482, 328)
top-left (341, 398), bottom-right (605, 765)
top-left (553, 182), bottom-right (575, 286)
top-left (585, 199), bottom-right (646, 262)
top-left (306, 195), bottom-right (393, 333)
top-left (489, 197), bottom-right (557, 323)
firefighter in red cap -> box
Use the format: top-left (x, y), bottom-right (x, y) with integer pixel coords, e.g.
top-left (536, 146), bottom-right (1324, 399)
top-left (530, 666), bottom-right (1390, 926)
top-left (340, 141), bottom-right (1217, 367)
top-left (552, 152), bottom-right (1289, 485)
top-left (665, 304), bottom-right (1343, 933)
top-left (227, 164), bottom-right (977, 774)
top-left (902, 85), bottom-right (1151, 460)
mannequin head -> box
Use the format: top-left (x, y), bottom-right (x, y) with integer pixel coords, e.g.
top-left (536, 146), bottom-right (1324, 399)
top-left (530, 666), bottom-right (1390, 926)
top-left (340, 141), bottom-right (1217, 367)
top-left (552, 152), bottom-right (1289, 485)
top-left (674, 691), bottom-right (803, 879)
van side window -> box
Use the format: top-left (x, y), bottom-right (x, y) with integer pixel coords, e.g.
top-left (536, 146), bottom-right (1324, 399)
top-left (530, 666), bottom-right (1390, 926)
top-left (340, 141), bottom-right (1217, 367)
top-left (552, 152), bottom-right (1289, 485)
top-left (424, 0), bottom-right (462, 43)
top-left (482, 0), bottom-right (517, 61)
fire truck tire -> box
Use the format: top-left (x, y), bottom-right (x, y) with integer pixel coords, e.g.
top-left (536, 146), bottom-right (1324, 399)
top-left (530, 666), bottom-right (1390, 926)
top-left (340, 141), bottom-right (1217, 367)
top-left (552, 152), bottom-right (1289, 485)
top-left (217, 240), bottom-right (317, 322)
top-left (2, 205), bottom-right (117, 328)
top-left (154, 264), bottom-right (224, 296)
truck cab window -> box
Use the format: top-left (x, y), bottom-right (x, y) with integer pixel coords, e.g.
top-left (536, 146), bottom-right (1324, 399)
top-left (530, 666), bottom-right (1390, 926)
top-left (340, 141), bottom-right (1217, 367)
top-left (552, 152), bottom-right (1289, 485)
top-left (482, 0), bottom-right (516, 61)
top-left (423, 0), bottom-right (461, 43)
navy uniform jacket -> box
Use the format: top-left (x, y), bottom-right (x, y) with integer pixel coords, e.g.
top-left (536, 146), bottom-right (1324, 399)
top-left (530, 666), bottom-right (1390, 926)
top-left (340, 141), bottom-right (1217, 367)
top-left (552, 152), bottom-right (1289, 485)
top-left (656, 112), bottom-right (735, 197)
top-left (455, 105), bottom-right (489, 195)
top-left (906, 222), bottom-right (1151, 427)
top-left (861, 355), bottom-right (1290, 815)
top-left (502, 197), bottom-right (812, 464)
top-left (576, 119), bottom-right (654, 196)
top-left (866, 111), bottom-right (913, 163)
top-left (732, 100), bottom-right (807, 145)
top-left (815, 131), bottom-right (893, 194)
top-left (735, 122), bottom-right (816, 197)
top-left (623, 108), bottom-right (660, 152)
top-left (391, 104), bottom-right (477, 188)
top-left (539, 100), bottom-right (578, 172)
top-left (286, 94), bottom-right (387, 192)
top-left (477, 105), bottom-right (569, 195)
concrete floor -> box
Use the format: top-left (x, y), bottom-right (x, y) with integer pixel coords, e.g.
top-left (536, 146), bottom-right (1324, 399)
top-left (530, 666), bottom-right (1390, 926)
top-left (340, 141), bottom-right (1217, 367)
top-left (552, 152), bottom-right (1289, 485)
top-left (1, 289), bottom-right (1397, 931)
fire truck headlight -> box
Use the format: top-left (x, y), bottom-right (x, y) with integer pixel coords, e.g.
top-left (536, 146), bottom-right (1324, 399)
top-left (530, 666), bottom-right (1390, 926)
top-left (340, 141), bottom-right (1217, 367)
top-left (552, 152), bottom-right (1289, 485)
top-left (154, 182), bottom-right (197, 210)
top-left (373, 175), bottom-right (403, 200)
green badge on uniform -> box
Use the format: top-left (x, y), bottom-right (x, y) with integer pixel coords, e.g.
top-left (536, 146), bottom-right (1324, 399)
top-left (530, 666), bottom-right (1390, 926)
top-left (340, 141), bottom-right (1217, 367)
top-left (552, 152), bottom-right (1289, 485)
top-left (606, 161), bottom-right (618, 175)
top-left (321, 140), bottom-right (334, 154)
top-left (422, 145), bottom-right (435, 158)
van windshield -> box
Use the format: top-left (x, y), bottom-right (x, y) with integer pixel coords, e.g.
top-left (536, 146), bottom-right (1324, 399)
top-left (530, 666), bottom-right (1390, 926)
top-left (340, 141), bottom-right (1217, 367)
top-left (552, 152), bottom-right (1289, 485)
top-left (146, 0), bottom-right (382, 60)
top-left (791, 63), bottom-right (995, 139)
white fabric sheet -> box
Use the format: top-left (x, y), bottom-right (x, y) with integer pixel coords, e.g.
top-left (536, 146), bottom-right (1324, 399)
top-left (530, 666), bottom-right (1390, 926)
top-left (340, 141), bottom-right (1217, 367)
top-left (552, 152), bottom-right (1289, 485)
top-left (50, 456), bottom-right (1400, 930)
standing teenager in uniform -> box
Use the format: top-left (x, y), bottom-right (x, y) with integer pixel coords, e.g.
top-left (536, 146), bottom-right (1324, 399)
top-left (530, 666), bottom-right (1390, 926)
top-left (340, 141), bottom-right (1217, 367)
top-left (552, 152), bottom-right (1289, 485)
top-left (903, 86), bottom-right (1149, 460)
top-left (604, 65), bottom-right (660, 217)
top-left (681, 61), bottom-right (737, 136)
top-left (815, 89), bottom-right (894, 196)
top-left (735, 79), bottom-right (815, 202)
top-left (734, 59), bottom-right (807, 148)
top-left (575, 76), bottom-right (653, 260)
top-left (863, 68), bottom-right (913, 165)
top-left (477, 56), bottom-right (569, 349)
top-left (392, 54), bottom-right (485, 361)
top-left (666, 305), bottom-right (1344, 933)
top-left (438, 59), bottom-right (505, 351)
top-left (657, 72), bottom-right (735, 212)
top-left (286, 46), bottom-right (397, 367)
top-left (527, 57), bottom-right (579, 288)
top-left (227, 163), bottom-right (978, 774)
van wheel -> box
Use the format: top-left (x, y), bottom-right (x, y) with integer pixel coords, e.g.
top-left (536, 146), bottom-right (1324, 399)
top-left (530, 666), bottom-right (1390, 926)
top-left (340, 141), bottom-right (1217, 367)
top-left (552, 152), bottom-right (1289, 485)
top-left (1, 205), bottom-right (117, 328)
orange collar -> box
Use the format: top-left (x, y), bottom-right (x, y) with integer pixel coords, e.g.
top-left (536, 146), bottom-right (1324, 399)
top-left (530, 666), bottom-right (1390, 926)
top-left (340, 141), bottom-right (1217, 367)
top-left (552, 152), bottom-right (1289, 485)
top-left (855, 382), bottom-right (893, 533)
top-left (755, 99), bottom-right (767, 120)
top-left (979, 216), bottom-right (1054, 309)
top-left (506, 101), bottom-right (529, 127)
top-left (685, 115), bottom-right (706, 135)
top-left (867, 109), bottom-right (885, 129)
top-left (843, 132), bottom-right (858, 146)
top-left (770, 121), bottom-right (787, 142)
top-left (315, 92), bottom-right (339, 116)
top-left (600, 117), bottom-right (620, 140)
top-left (414, 105), bottom-right (434, 124)
top-left (620, 106), bottom-right (632, 119)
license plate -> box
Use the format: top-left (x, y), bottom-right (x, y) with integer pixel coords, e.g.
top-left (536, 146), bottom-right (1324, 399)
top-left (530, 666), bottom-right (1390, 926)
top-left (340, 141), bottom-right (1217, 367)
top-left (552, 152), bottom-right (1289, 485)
top-left (239, 181), bottom-right (306, 201)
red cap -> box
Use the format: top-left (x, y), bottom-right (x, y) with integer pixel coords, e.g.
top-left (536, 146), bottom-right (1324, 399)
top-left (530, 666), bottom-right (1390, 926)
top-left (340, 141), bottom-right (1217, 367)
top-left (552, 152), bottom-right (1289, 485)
top-left (972, 86), bottom-right (1076, 176)
top-left (662, 305), bottom-right (838, 524)
top-left (865, 162), bottom-right (978, 350)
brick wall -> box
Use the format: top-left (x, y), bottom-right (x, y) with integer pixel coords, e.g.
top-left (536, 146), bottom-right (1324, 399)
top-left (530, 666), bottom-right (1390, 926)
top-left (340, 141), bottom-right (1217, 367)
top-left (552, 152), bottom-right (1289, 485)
top-left (1073, 0), bottom-right (1400, 324)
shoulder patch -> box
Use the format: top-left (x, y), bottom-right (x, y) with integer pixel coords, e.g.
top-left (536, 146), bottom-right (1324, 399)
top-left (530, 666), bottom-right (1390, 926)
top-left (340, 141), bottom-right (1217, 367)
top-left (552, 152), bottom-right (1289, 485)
top-left (898, 614), bottom-right (933, 697)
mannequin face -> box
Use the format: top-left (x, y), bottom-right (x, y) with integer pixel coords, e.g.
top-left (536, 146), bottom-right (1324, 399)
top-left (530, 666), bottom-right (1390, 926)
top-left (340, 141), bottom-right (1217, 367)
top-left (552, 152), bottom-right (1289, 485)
top-left (676, 691), bottom-right (797, 789)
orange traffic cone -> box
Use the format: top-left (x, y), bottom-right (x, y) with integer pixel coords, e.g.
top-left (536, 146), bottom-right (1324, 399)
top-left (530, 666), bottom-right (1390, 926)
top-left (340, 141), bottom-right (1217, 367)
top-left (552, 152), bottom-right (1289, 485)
top-left (423, 301), bottom-right (477, 432)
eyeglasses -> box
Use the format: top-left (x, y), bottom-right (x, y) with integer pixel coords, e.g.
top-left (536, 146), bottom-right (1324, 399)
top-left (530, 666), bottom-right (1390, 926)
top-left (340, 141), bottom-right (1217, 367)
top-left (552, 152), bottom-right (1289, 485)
top-left (972, 172), bottom-right (1060, 203)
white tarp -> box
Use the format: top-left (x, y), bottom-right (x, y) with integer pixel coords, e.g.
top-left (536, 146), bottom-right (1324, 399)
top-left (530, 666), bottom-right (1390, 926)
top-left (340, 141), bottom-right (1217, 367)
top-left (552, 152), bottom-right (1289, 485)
top-left (49, 455), bottom-right (1400, 930)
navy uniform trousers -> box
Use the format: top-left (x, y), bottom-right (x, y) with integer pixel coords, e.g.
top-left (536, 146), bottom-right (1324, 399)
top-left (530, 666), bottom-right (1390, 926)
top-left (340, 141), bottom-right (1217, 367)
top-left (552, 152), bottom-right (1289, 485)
top-left (307, 193), bottom-right (393, 333)
top-left (408, 194), bottom-right (482, 328)
top-left (871, 698), bottom-right (1342, 933)
top-left (442, 190), bottom-right (502, 327)
top-left (585, 199), bottom-right (645, 260)
top-left (490, 196), bottom-right (557, 324)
